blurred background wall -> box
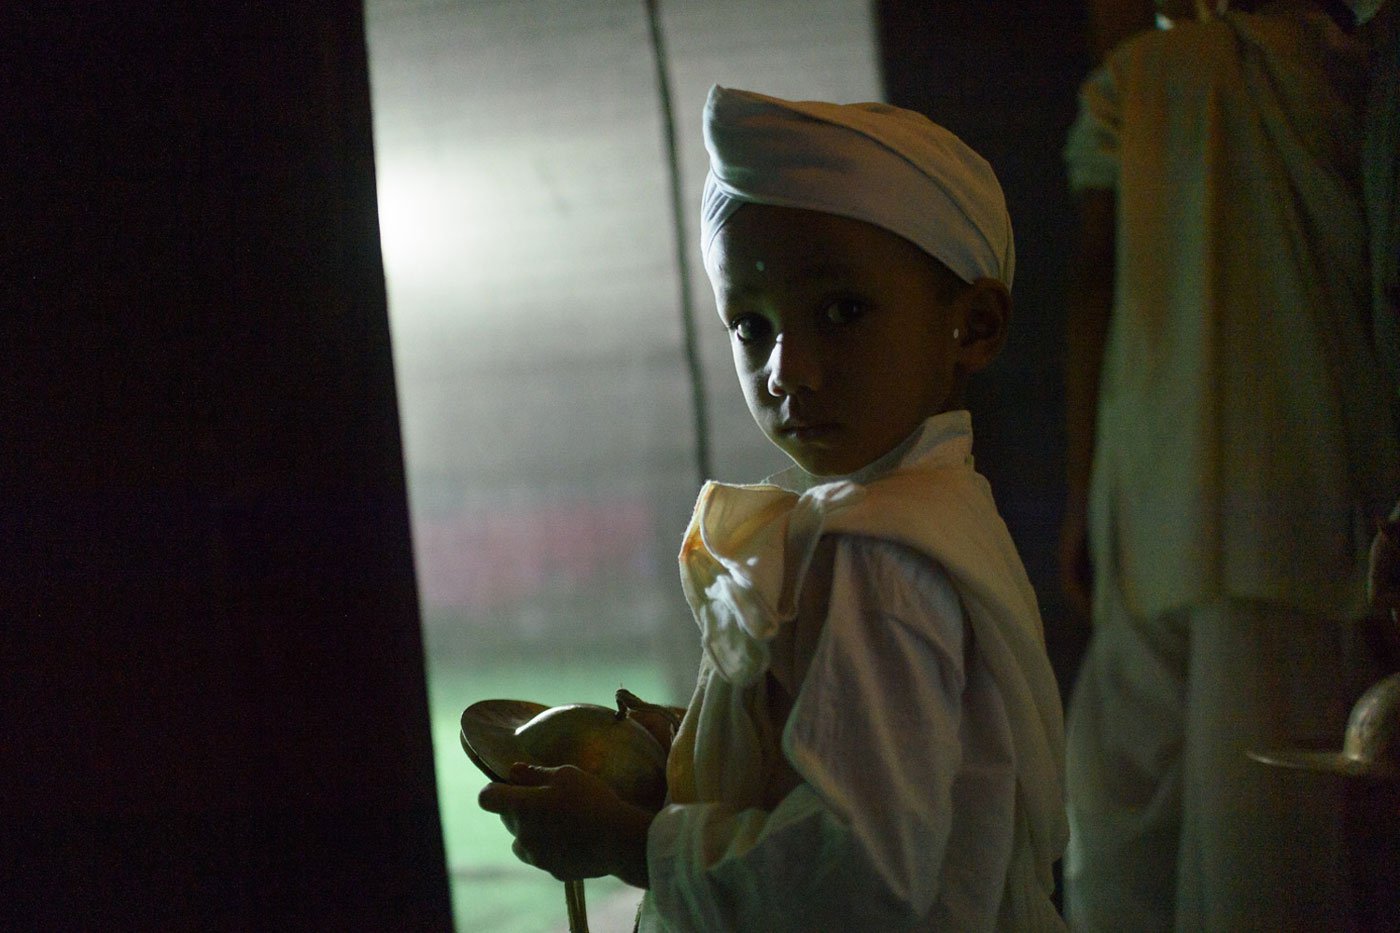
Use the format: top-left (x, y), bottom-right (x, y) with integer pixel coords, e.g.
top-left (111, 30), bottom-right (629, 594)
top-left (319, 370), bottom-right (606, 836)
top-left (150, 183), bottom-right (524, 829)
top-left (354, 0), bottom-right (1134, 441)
top-left (365, 3), bottom-right (889, 924)
top-left (366, 1), bottom-right (1153, 928)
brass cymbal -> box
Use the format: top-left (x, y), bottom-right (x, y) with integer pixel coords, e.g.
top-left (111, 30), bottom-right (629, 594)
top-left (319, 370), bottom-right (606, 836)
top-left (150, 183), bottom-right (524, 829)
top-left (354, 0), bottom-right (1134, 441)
top-left (1249, 673), bottom-right (1400, 781)
top-left (460, 697), bottom-right (668, 809)
top-left (459, 698), bottom-right (549, 782)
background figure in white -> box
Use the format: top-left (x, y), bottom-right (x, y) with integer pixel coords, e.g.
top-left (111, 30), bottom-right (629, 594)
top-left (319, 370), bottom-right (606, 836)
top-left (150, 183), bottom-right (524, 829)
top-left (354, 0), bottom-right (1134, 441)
top-left (1058, 0), bottom-right (1400, 928)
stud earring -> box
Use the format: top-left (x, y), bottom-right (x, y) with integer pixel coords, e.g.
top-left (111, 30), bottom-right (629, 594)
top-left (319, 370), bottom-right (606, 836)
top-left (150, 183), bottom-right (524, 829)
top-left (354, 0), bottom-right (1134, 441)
top-left (952, 328), bottom-right (960, 340)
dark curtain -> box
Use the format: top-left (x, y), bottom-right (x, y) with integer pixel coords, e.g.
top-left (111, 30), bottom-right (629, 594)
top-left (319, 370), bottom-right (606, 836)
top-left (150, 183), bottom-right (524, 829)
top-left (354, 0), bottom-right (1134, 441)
top-left (1, 4), bottom-right (452, 928)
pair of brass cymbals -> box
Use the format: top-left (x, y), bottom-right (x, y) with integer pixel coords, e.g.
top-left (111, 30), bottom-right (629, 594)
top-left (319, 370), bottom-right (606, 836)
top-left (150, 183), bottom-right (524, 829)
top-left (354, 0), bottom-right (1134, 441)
top-left (460, 691), bottom-right (675, 933)
top-left (460, 692), bottom-right (670, 809)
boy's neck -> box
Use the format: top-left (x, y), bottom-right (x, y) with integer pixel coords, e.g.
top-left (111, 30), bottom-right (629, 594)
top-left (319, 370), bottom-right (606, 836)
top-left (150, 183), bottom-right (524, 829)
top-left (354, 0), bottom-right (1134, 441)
top-left (768, 409), bottom-right (972, 492)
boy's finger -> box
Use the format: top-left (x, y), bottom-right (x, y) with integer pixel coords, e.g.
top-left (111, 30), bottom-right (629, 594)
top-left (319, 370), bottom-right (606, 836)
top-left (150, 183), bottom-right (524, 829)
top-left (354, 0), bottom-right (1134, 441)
top-left (477, 781), bottom-right (508, 812)
top-left (478, 780), bottom-right (540, 812)
top-left (509, 761), bottom-right (574, 785)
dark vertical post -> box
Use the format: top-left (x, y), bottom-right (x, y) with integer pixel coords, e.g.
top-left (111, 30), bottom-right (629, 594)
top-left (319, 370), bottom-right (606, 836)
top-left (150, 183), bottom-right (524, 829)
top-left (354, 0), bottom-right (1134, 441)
top-left (874, 0), bottom-right (1096, 697)
top-left (1, 3), bottom-right (452, 928)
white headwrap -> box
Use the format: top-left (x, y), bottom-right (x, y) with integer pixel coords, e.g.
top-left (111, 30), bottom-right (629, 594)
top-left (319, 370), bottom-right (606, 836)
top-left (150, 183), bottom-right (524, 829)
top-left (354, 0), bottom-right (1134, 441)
top-left (700, 85), bottom-right (1015, 288)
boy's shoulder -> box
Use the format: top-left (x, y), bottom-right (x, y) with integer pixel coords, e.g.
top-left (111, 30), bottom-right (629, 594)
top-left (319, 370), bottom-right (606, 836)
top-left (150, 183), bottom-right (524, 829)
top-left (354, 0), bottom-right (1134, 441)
top-left (827, 460), bottom-right (997, 544)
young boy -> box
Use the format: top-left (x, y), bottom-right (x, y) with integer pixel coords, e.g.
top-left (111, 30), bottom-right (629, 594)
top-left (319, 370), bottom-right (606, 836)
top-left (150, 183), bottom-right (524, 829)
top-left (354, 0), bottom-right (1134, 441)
top-left (480, 85), bottom-right (1068, 931)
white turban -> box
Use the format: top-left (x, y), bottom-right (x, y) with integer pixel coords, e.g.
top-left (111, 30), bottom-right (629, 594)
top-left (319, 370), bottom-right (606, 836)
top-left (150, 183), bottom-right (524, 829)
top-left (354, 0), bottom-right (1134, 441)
top-left (700, 85), bottom-right (1015, 288)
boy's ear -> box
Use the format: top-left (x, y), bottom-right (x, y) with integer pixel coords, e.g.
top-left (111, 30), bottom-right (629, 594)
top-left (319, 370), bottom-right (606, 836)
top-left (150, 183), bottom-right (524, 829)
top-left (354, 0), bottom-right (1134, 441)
top-left (955, 278), bottom-right (1011, 373)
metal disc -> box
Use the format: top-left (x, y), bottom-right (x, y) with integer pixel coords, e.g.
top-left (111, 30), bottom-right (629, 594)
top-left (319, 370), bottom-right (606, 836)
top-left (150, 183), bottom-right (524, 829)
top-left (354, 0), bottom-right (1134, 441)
top-left (1247, 748), bottom-right (1400, 781)
top-left (459, 698), bottom-right (549, 781)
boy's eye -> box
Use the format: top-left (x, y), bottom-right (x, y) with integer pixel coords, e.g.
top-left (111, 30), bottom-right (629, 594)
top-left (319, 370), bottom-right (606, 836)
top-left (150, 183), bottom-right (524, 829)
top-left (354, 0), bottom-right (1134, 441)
top-left (823, 298), bottom-right (866, 325)
top-left (728, 314), bottom-right (770, 345)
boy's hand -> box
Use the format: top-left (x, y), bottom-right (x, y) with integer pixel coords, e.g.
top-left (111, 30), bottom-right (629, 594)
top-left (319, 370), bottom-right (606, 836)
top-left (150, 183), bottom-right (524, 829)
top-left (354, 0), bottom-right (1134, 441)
top-left (1364, 502), bottom-right (1400, 673)
top-left (615, 687), bottom-right (685, 754)
top-left (478, 762), bottom-right (653, 886)
top-left (1369, 508), bottom-right (1400, 619)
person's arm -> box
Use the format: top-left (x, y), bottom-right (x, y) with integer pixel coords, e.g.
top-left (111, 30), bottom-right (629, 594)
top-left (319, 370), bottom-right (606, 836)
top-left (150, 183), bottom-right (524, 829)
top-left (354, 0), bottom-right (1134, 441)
top-left (1059, 187), bottom-right (1116, 620)
top-left (1057, 58), bottom-right (1122, 622)
top-left (645, 537), bottom-right (976, 929)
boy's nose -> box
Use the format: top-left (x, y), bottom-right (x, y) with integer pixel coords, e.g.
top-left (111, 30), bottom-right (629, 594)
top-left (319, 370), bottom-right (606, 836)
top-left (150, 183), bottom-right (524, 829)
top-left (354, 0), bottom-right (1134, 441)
top-left (766, 335), bottom-right (821, 397)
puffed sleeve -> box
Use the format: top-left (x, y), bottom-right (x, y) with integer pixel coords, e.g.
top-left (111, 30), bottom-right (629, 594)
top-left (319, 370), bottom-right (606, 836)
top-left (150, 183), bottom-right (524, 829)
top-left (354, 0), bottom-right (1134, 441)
top-left (642, 536), bottom-right (980, 930)
top-left (1063, 62), bottom-right (1121, 192)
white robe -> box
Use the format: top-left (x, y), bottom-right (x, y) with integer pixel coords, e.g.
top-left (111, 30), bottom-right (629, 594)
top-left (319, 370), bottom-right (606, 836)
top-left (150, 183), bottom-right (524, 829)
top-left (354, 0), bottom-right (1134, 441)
top-left (1059, 8), bottom-right (1395, 929)
top-left (1063, 7), bottom-right (1397, 621)
top-left (638, 411), bottom-right (1067, 931)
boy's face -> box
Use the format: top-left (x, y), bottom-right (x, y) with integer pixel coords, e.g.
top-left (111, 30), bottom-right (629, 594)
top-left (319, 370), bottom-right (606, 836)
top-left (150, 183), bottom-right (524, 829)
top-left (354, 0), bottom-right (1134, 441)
top-left (706, 203), bottom-right (1000, 476)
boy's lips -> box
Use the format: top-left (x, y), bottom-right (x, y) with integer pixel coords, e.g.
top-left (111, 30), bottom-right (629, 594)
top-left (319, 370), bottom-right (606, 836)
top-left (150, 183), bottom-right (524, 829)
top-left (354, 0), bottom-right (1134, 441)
top-left (778, 418), bottom-right (839, 441)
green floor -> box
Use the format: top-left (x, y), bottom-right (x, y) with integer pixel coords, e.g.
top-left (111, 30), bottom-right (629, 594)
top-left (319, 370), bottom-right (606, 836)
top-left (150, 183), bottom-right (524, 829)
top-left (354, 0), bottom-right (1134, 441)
top-left (426, 653), bottom-right (667, 932)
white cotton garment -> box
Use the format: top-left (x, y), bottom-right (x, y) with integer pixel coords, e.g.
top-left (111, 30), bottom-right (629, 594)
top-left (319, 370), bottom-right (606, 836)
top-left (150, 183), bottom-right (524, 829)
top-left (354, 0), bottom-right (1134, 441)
top-left (700, 85), bottom-right (1015, 288)
top-left (1062, 8), bottom-right (1398, 619)
top-left (638, 411), bottom-right (1067, 931)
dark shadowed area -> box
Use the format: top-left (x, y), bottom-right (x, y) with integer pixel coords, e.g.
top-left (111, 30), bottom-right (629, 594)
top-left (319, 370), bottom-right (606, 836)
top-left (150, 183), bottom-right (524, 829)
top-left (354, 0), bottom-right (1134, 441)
top-left (3, 3), bottom-right (451, 928)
